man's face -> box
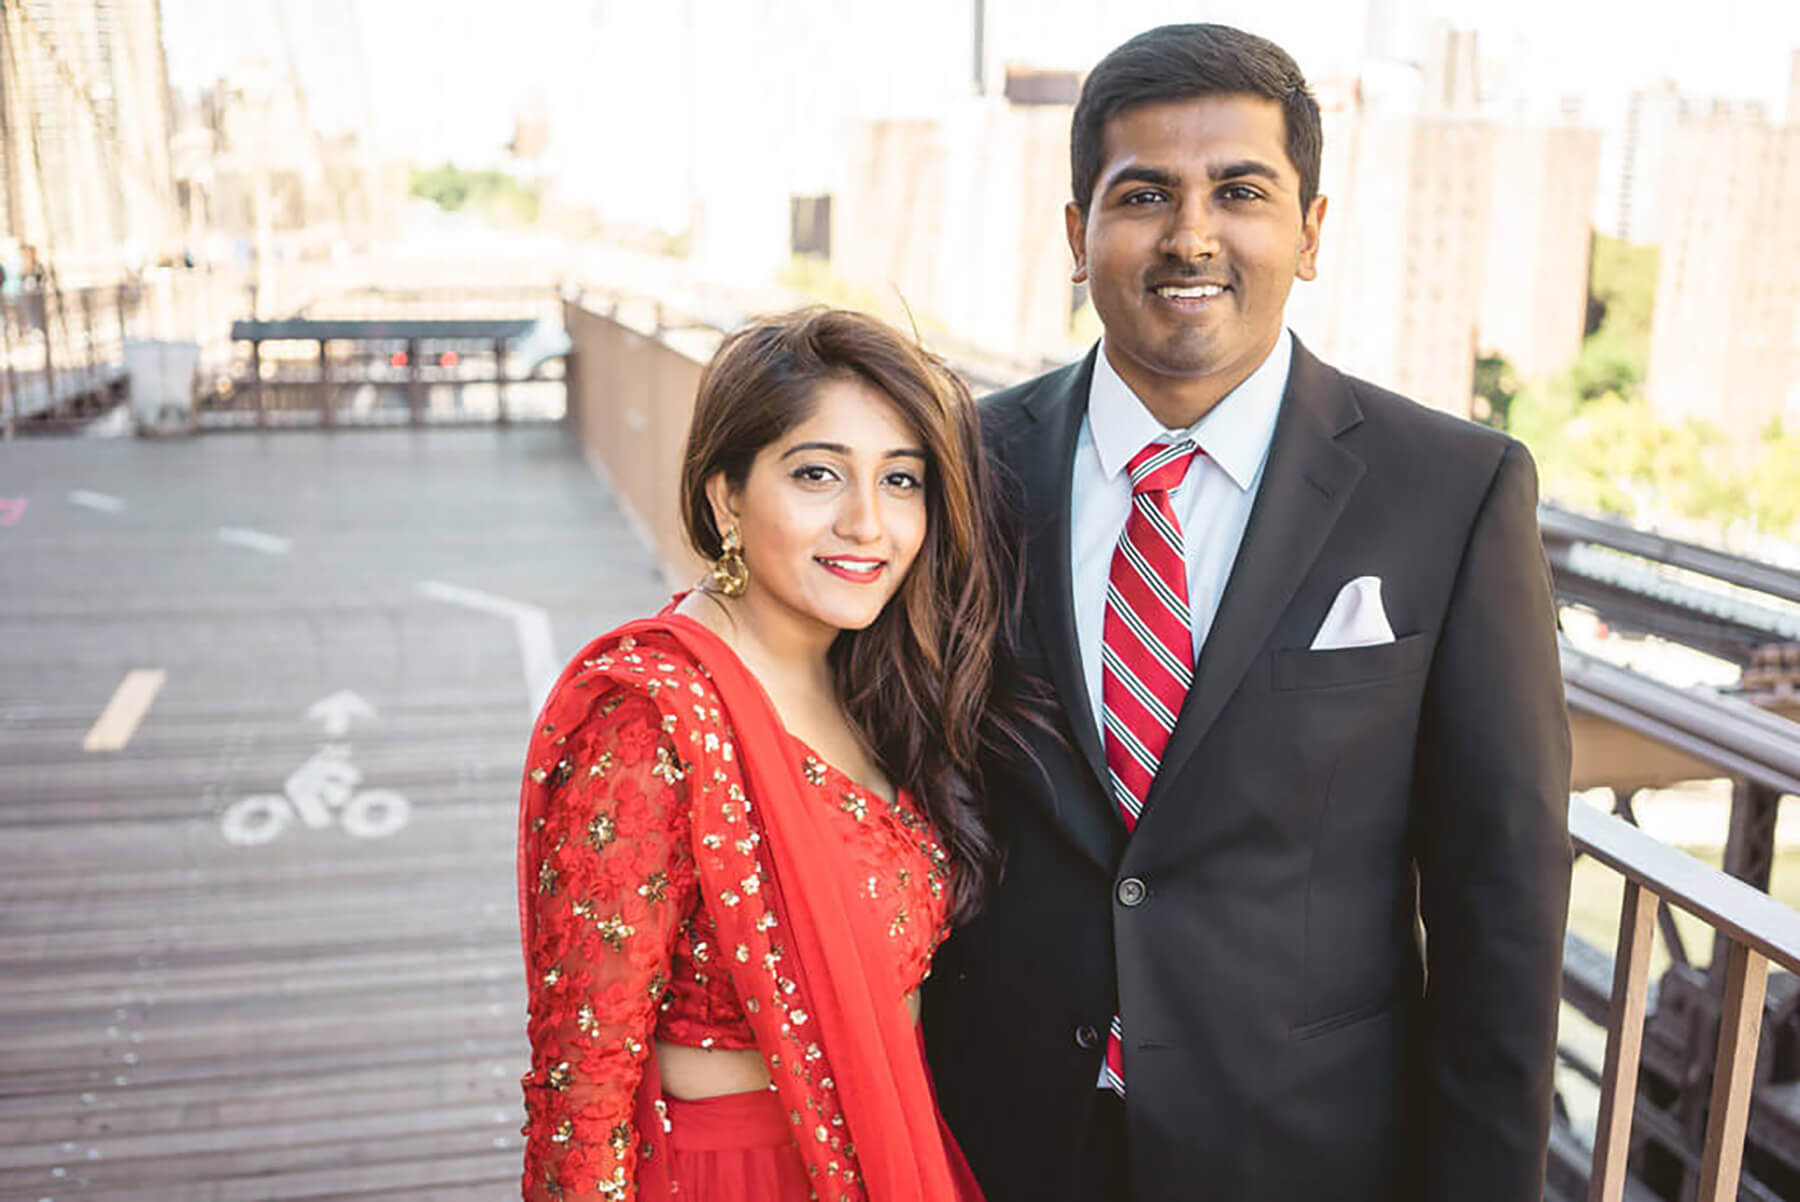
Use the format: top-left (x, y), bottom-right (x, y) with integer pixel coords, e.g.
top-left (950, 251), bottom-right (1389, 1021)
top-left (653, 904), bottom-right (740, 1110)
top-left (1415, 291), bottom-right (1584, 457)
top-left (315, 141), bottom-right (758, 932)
top-left (1067, 94), bottom-right (1325, 411)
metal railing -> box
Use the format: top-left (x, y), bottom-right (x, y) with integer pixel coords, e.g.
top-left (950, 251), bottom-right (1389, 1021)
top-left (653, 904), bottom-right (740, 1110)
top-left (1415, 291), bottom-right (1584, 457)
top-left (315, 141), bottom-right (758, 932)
top-left (1542, 504), bottom-right (1800, 610)
top-left (1561, 642), bottom-right (1800, 1200)
top-left (0, 281), bottom-right (141, 431)
top-left (222, 317), bottom-right (561, 429)
top-left (1, 268), bottom-right (254, 435)
top-left (1574, 803), bottom-right (1800, 1201)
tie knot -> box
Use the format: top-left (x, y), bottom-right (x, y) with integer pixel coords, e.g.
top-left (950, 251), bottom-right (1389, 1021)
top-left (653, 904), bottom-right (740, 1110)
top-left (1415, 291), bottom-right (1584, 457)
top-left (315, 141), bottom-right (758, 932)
top-left (1126, 440), bottom-right (1198, 495)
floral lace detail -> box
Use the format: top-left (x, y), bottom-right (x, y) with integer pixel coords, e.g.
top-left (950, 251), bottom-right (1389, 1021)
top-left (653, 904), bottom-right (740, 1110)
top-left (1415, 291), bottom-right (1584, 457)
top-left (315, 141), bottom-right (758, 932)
top-left (521, 691), bottom-right (696, 1199)
top-left (791, 741), bottom-right (955, 983)
top-left (519, 631), bottom-right (953, 1200)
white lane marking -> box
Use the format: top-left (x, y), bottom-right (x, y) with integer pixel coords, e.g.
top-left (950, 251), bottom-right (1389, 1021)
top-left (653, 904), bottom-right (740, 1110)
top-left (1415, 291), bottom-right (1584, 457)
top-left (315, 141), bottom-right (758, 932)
top-left (83, 669), bottom-right (167, 752)
top-left (417, 580), bottom-right (557, 715)
top-left (217, 526), bottom-right (292, 555)
top-left (306, 690), bottom-right (376, 736)
top-left (68, 490), bottom-right (125, 512)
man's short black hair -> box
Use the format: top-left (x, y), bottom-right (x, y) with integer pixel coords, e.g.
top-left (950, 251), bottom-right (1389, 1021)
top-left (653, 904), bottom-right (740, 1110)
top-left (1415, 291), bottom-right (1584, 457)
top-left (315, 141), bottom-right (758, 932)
top-left (1071, 23), bottom-right (1322, 217)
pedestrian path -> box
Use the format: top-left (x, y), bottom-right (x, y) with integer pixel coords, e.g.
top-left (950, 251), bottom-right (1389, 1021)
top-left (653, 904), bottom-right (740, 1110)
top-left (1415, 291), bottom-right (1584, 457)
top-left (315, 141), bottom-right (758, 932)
top-left (0, 427), bottom-right (672, 1199)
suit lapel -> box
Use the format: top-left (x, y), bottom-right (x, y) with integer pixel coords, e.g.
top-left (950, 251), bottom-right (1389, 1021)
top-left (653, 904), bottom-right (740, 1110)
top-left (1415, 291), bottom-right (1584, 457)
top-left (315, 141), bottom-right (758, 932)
top-left (1008, 350), bottom-right (1119, 862)
top-left (1138, 339), bottom-right (1366, 821)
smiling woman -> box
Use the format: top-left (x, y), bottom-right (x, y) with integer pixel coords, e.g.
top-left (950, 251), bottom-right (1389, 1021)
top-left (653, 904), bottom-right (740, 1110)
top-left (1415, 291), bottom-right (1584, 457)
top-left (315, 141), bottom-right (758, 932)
top-left (697, 374), bottom-right (930, 649)
top-left (516, 307), bottom-right (1036, 1202)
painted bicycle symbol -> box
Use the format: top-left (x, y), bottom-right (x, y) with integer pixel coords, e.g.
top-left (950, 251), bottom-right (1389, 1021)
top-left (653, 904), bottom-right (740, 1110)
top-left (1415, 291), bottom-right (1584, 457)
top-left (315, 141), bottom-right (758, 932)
top-left (219, 693), bottom-right (410, 845)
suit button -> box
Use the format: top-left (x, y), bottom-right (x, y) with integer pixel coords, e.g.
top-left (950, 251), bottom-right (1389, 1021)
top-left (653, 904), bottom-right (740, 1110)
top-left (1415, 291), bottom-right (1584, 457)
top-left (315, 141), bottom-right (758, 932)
top-left (1074, 1024), bottom-right (1100, 1050)
top-left (1116, 877), bottom-right (1147, 907)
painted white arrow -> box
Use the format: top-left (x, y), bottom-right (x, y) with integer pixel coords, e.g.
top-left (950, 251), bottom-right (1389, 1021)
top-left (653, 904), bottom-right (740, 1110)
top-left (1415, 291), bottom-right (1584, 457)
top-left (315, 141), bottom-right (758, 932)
top-left (305, 690), bottom-right (376, 736)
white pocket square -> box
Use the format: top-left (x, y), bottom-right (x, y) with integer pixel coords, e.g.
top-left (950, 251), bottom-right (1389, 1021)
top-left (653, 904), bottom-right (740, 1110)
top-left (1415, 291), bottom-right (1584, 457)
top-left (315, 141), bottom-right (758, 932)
top-left (1309, 575), bottom-right (1396, 650)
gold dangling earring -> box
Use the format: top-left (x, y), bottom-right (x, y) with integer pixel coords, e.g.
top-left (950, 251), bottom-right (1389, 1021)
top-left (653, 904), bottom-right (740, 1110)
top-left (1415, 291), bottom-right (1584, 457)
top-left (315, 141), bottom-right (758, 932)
top-left (711, 524), bottom-right (749, 597)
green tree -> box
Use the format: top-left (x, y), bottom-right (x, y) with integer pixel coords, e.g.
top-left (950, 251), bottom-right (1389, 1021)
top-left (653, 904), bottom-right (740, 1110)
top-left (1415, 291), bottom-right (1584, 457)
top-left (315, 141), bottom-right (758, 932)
top-left (1492, 234), bottom-right (1798, 539)
top-left (1557, 235), bottom-right (1659, 404)
top-left (408, 163), bottom-right (540, 225)
top-left (1472, 352), bottom-right (1518, 428)
top-left (1747, 423), bottom-right (1800, 537)
top-left (1564, 323), bottom-right (1645, 403)
top-left (1506, 387), bottom-right (1746, 526)
top-left (1586, 235), bottom-right (1659, 351)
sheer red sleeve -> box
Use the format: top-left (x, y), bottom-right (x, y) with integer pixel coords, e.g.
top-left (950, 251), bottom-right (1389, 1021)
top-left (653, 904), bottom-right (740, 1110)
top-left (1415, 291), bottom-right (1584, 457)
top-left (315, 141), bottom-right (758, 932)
top-left (520, 690), bottom-right (697, 1201)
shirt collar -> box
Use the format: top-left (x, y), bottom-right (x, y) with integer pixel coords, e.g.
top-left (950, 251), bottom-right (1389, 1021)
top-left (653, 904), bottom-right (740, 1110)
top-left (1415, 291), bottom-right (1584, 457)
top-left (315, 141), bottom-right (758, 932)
top-left (1087, 328), bottom-right (1293, 492)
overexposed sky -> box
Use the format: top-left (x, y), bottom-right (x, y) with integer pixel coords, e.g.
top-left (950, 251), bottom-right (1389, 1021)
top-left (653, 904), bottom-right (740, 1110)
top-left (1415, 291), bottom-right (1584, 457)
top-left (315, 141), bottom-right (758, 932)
top-left (160, 0), bottom-right (1800, 161)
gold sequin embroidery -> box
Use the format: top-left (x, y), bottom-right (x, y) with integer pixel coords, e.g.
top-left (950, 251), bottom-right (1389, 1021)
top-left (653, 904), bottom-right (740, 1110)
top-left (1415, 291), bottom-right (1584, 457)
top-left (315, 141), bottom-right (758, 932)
top-left (595, 913), bottom-right (636, 951)
top-left (652, 745), bottom-right (686, 784)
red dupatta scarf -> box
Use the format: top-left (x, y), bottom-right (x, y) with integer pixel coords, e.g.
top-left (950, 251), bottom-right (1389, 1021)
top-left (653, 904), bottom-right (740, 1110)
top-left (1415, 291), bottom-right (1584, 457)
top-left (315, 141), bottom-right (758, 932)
top-left (518, 612), bottom-right (980, 1202)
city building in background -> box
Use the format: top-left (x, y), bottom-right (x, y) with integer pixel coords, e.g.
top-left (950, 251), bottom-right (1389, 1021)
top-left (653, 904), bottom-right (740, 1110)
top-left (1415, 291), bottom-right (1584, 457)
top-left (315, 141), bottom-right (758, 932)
top-left (7, 0), bottom-right (1796, 435)
top-left (1477, 122), bottom-right (1600, 384)
top-left (166, 52), bottom-right (407, 316)
top-left (1288, 25), bottom-right (1600, 416)
top-left (832, 68), bottom-right (1075, 359)
top-left (1598, 81), bottom-right (1682, 246)
top-left (1645, 67), bottom-right (1800, 444)
top-left (525, 3), bottom-right (1633, 413)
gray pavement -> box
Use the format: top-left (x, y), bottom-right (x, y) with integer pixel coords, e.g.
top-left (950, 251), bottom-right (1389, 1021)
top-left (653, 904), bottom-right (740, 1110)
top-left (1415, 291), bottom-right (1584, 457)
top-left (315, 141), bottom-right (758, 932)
top-left (0, 427), bottom-right (673, 1200)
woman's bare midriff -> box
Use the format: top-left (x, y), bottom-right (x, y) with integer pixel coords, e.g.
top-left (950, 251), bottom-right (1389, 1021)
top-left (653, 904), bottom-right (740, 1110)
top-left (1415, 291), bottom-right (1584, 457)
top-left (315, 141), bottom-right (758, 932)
top-left (657, 990), bottom-right (922, 1100)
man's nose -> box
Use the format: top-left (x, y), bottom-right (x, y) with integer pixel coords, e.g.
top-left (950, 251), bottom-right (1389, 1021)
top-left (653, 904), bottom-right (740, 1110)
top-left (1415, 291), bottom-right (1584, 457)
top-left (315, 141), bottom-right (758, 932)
top-left (1160, 197), bottom-right (1219, 263)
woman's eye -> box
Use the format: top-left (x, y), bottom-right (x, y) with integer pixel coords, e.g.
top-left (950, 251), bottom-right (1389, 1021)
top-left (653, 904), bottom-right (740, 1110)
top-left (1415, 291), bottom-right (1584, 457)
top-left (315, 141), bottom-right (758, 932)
top-left (884, 471), bottom-right (922, 491)
top-left (791, 464), bottom-right (838, 484)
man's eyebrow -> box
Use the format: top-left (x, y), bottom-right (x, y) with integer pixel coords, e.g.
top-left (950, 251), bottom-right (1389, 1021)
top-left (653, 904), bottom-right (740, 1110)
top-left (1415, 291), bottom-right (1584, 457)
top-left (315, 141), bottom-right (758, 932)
top-left (1101, 160), bottom-right (1287, 194)
top-left (1210, 159), bottom-right (1284, 186)
top-left (1100, 165), bottom-right (1182, 194)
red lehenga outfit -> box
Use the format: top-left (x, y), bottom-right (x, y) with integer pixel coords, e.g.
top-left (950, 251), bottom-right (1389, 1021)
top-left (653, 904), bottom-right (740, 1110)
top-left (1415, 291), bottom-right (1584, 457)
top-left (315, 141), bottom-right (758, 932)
top-left (516, 612), bottom-right (983, 1201)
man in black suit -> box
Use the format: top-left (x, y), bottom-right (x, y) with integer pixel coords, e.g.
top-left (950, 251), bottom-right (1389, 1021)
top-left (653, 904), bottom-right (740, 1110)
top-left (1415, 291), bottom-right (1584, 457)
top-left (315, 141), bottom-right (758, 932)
top-left (923, 23), bottom-right (1572, 1202)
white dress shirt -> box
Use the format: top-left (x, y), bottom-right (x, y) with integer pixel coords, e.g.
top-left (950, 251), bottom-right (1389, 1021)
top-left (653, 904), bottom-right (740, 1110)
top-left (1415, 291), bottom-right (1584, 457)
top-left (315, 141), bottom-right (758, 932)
top-left (1070, 330), bottom-right (1293, 745)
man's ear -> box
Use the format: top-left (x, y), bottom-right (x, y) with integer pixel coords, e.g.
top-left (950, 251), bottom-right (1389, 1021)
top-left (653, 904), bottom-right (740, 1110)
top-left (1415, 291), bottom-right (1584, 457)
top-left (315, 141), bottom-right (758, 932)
top-left (1295, 194), bottom-right (1327, 282)
top-left (703, 471), bottom-right (739, 539)
top-left (1065, 201), bottom-right (1089, 284)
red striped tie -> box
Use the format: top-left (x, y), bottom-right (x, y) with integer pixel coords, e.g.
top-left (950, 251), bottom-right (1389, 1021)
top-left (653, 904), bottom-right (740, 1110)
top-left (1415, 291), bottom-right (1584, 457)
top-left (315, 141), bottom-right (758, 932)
top-left (1100, 439), bottom-right (1198, 1097)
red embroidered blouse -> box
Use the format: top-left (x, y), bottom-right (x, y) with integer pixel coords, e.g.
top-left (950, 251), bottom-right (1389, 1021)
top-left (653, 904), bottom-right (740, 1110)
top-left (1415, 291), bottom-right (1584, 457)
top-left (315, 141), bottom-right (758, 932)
top-left (519, 632), bottom-right (954, 1199)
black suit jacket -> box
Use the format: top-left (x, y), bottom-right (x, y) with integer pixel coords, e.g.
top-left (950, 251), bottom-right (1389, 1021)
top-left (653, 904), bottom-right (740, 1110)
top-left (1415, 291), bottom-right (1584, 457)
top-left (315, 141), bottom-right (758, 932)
top-left (923, 339), bottom-right (1573, 1202)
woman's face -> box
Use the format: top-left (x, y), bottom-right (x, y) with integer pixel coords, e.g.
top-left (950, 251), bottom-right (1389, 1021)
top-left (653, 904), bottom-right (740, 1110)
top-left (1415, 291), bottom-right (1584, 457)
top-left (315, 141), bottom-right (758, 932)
top-left (710, 376), bottom-right (930, 639)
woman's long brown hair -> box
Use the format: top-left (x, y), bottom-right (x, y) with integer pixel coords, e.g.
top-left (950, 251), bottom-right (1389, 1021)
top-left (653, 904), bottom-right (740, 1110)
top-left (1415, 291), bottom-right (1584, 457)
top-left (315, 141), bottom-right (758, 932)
top-left (679, 307), bottom-right (1033, 923)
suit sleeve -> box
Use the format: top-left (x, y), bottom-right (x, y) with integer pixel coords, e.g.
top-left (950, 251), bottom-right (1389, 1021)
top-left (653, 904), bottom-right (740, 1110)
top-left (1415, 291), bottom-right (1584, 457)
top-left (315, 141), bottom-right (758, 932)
top-left (1410, 439), bottom-right (1573, 1200)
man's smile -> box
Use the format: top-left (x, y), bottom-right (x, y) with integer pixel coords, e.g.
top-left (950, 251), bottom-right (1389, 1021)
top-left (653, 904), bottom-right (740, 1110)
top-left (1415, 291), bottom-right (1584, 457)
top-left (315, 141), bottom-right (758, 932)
top-left (1147, 273), bottom-right (1233, 314)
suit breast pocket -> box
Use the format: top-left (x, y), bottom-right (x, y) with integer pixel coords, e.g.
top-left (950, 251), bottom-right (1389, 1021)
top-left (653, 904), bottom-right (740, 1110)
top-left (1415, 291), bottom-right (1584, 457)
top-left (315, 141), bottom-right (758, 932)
top-left (1271, 632), bottom-right (1431, 692)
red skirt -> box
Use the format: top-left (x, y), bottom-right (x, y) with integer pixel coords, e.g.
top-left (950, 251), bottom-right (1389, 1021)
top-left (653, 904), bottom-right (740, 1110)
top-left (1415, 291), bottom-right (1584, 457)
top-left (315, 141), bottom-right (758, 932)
top-left (665, 1088), bottom-right (810, 1201)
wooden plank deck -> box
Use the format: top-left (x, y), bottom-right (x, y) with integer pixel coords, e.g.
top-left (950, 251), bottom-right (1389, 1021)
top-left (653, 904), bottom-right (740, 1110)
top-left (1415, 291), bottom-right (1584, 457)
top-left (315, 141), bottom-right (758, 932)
top-left (0, 427), bottom-right (671, 1200)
